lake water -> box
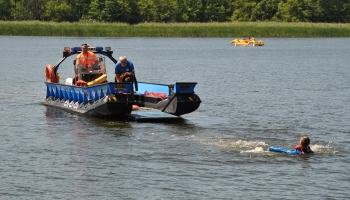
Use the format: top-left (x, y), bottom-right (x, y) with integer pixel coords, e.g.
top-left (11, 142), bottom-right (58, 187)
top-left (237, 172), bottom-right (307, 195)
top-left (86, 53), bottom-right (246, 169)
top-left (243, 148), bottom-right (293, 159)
top-left (1, 36), bottom-right (349, 199)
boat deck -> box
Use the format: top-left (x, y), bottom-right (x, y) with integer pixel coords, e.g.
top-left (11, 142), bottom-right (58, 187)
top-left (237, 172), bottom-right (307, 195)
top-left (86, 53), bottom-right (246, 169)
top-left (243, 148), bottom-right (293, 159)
top-left (126, 107), bottom-right (182, 122)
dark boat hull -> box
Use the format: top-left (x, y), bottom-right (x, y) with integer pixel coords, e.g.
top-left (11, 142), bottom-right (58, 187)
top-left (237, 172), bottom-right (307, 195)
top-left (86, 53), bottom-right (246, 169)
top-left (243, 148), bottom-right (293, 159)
top-left (135, 93), bottom-right (201, 116)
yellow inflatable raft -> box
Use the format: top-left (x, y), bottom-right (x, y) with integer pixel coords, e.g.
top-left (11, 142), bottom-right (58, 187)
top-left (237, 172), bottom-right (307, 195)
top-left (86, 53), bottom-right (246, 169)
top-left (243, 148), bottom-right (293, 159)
top-left (87, 74), bottom-right (107, 86)
top-left (230, 38), bottom-right (264, 46)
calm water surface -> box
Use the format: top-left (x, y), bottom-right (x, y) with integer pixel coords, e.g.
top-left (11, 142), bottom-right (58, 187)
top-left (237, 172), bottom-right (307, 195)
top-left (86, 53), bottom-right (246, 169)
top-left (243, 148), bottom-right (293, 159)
top-left (0, 36), bottom-right (349, 199)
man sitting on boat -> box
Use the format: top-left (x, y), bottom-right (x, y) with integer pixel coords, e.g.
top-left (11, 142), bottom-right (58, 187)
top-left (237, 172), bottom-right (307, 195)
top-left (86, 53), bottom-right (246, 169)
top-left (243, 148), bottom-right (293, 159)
top-left (115, 56), bottom-right (135, 82)
top-left (75, 43), bottom-right (98, 80)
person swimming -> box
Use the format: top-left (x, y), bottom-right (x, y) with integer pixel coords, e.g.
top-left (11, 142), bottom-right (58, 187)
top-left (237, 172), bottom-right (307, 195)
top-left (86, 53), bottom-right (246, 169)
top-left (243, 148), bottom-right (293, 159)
top-left (291, 136), bottom-right (314, 154)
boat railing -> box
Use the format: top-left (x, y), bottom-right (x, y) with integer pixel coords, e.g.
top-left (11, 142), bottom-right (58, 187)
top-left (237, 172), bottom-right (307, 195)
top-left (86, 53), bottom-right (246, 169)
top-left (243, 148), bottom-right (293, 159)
top-left (135, 82), bottom-right (198, 96)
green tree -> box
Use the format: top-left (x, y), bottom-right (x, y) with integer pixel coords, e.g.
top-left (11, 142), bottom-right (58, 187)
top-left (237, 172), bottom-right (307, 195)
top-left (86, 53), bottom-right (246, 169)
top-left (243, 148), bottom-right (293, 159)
top-left (26, 0), bottom-right (47, 20)
top-left (173, 0), bottom-right (189, 22)
top-left (1, 0), bottom-right (349, 23)
top-left (187, 0), bottom-right (202, 22)
top-left (67, 0), bottom-right (93, 22)
top-left (152, 0), bottom-right (177, 22)
top-left (43, 0), bottom-right (74, 22)
top-left (101, 0), bottom-right (129, 23)
top-left (12, 0), bottom-right (35, 20)
top-left (231, 0), bottom-right (257, 21)
top-left (206, 1), bottom-right (229, 22)
top-left (0, 0), bottom-right (12, 20)
top-left (276, 0), bottom-right (308, 22)
top-left (88, 0), bottom-right (105, 21)
top-left (318, 0), bottom-right (350, 23)
top-left (138, 0), bottom-right (157, 22)
top-left (128, 0), bottom-right (141, 24)
top-left (251, 0), bottom-right (279, 21)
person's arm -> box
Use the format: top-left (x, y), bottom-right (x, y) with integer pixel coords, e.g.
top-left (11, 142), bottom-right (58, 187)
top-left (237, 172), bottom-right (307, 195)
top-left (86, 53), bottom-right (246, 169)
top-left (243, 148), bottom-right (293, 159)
top-left (307, 146), bottom-right (314, 153)
top-left (130, 62), bottom-right (135, 75)
top-left (75, 63), bottom-right (78, 75)
top-left (75, 57), bottom-right (80, 79)
top-left (115, 74), bottom-right (121, 82)
top-left (115, 63), bottom-right (120, 82)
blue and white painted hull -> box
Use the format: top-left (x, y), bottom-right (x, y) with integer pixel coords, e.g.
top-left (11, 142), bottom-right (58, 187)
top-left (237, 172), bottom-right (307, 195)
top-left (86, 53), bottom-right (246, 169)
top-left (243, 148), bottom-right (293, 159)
top-left (44, 82), bottom-right (134, 117)
top-left (44, 81), bottom-right (201, 119)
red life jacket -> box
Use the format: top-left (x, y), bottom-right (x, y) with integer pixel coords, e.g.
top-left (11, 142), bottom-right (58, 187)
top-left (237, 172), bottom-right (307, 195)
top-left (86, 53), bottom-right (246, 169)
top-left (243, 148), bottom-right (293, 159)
top-left (291, 144), bottom-right (314, 154)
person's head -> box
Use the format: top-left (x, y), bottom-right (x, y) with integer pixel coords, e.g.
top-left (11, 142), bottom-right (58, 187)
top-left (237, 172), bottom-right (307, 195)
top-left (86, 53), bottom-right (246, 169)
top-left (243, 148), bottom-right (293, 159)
top-left (81, 44), bottom-right (88, 53)
top-left (119, 56), bottom-right (127, 67)
top-left (300, 136), bottom-right (310, 149)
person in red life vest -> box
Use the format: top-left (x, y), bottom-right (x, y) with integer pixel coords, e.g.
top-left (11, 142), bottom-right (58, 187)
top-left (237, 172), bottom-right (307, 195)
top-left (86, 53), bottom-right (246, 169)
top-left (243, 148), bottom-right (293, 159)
top-left (291, 136), bottom-right (314, 154)
top-left (75, 44), bottom-right (98, 80)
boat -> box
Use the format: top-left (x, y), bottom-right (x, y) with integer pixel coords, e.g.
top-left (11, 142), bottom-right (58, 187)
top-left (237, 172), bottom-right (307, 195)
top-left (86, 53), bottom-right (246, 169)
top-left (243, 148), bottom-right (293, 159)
top-left (230, 38), bottom-right (264, 46)
top-left (43, 46), bottom-right (201, 120)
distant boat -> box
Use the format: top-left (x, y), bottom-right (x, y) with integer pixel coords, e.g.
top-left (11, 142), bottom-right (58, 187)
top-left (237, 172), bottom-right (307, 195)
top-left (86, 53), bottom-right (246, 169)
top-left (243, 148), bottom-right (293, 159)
top-left (230, 38), bottom-right (264, 46)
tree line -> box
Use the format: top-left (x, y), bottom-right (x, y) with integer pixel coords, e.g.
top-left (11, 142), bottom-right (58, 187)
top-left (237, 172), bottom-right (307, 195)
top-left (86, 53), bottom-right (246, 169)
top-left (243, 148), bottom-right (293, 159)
top-left (1, 0), bottom-right (349, 24)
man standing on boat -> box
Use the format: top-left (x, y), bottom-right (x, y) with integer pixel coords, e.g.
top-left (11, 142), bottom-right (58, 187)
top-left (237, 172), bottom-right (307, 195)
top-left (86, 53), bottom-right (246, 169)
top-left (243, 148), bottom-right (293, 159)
top-left (75, 44), bottom-right (98, 80)
top-left (115, 56), bottom-right (135, 82)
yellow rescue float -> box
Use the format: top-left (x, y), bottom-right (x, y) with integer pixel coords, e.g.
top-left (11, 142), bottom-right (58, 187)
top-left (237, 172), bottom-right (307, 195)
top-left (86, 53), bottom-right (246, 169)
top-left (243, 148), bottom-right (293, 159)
top-left (230, 37), bottom-right (264, 46)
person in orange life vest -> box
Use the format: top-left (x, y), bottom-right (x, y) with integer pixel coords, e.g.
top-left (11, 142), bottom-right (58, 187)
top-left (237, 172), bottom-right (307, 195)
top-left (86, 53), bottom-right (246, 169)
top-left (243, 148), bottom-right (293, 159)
top-left (291, 136), bottom-right (314, 154)
top-left (75, 44), bottom-right (98, 79)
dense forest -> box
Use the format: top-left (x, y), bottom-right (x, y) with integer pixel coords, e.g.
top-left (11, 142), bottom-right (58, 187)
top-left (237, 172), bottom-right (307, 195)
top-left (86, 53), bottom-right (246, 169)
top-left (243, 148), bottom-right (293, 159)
top-left (0, 0), bottom-right (349, 24)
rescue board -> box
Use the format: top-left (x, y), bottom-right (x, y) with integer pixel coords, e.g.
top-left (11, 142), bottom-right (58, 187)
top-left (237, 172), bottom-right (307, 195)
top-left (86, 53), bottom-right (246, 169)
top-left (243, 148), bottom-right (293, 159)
top-left (268, 146), bottom-right (300, 155)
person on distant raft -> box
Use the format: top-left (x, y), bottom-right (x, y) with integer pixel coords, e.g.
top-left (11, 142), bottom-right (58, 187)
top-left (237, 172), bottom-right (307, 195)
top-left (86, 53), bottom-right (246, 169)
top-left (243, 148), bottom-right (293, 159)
top-left (291, 136), bottom-right (314, 154)
top-left (115, 56), bottom-right (135, 82)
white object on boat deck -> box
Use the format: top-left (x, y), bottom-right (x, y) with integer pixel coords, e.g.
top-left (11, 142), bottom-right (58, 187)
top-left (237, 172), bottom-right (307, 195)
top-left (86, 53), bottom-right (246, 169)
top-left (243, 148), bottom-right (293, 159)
top-left (65, 78), bottom-right (73, 85)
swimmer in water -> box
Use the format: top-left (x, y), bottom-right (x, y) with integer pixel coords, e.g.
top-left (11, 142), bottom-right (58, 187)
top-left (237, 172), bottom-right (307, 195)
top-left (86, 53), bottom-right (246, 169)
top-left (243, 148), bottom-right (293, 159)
top-left (291, 136), bottom-right (314, 154)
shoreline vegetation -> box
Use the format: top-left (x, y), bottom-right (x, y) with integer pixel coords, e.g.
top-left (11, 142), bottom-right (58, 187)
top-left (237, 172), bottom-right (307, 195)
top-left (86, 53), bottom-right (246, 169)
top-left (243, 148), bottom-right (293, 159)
top-left (1, 21), bottom-right (350, 37)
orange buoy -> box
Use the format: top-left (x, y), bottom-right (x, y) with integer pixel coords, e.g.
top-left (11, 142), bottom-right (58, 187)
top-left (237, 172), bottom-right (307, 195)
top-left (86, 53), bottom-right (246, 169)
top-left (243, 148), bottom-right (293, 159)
top-left (45, 64), bottom-right (56, 83)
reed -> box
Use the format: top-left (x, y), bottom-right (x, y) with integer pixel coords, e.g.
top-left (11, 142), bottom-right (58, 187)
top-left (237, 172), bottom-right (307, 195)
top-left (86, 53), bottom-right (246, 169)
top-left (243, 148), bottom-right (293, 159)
top-left (1, 21), bottom-right (350, 37)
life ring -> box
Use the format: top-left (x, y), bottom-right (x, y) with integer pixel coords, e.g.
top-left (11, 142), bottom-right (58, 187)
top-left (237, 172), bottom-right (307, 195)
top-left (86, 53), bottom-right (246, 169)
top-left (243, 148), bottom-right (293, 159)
top-left (45, 64), bottom-right (56, 83)
top-left (119, 72), bottom-right (134, 82)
